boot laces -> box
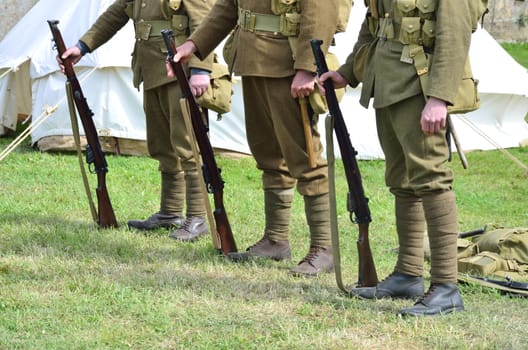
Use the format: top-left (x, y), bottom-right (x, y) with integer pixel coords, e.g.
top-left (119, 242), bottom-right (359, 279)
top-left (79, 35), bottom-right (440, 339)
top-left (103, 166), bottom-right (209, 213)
top-left (180, 217), bottom-right (194, 231)
top-left (247, 237), bottom-right (270, 251)
top-left (415, 284), bottom-right (439, 304)
top-left (299, 246), bottom-right (322, 265)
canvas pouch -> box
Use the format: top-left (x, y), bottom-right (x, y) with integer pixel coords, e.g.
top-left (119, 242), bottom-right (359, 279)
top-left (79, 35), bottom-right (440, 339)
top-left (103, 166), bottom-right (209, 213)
top-left (196, 55), bottom-right (233, 116)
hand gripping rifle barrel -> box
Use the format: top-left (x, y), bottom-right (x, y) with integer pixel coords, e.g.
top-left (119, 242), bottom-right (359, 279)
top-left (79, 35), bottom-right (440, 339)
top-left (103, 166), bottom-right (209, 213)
top-left (161, 29), bottom-right (237, 255)
top-left (310, 39), bottom-right (378, 287)
top-left (47, 20), bottom-right (118, 228)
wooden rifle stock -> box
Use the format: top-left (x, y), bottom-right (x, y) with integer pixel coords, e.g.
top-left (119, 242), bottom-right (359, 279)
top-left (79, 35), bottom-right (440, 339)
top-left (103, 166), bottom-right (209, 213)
top-left (47, 20), bottom-right (118, 228)
top-left (161, 30), bottom-right (237, 255)
top-left (310, 39), bottom-right (378, 287)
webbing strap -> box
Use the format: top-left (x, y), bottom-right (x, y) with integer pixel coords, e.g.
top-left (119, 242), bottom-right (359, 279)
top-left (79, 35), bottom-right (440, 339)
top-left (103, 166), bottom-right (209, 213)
top-left (135, 20), bottom-right (172, 39)
top-left (179, 98), bottom-right (221, 251)
top-left (238, 8), bottom-right (281, 33)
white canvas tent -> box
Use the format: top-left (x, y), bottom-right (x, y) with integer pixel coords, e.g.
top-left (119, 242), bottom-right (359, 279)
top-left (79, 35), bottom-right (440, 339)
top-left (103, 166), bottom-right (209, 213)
top-left (1, 0), bottom-right (527, 160)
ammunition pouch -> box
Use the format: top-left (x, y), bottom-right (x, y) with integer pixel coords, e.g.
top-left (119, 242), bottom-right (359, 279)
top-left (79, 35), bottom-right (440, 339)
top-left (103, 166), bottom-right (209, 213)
top-left (417, 53), bottom-right (480, 114)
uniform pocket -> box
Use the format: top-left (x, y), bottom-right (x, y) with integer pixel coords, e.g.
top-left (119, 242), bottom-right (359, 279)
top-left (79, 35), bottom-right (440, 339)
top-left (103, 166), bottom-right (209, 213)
top-left (416, 0), bottom-right (436, 20)
top-left (395, 0), bottom-right (417, 18)
top-left (271, 0), bottom-right (297, 15)
top-left (421, 19), bottom-right (436, 49)
top-left (399, 17), bottom-right (421, 45)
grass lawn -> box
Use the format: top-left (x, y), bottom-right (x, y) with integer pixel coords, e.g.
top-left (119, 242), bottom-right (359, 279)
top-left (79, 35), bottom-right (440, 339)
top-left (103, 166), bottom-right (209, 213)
top-left (0, 41), bottom-right (527, 350)
top-left (1, 129), bottom-right (528, 349)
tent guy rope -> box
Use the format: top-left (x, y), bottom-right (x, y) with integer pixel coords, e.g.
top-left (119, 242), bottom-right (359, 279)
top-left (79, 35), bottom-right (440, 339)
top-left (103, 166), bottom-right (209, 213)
top-left (0, 66), bottom-right (99, 162)
top-left (457, 114), bottom-right (528, 176)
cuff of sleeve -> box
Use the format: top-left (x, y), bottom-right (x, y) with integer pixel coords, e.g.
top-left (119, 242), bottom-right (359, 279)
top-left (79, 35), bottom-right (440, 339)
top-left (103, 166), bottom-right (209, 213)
top-left (76, 41), bottom-right (90, 56)
top-left (190, 68), bottom-right (211, 75)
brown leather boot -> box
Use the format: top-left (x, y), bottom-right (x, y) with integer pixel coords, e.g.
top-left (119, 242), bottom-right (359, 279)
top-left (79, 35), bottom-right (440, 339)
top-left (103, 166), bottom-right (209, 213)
top-left (290, 194), bottom-right (333, 277)
top-left (228, 189), bottom-right (293, 262)
top-left (169, 216), bottom-right (208, 242)
top-left (289, 246), bottom-right (334, 277)
top-left (228, 236), bottom-right (291, 261)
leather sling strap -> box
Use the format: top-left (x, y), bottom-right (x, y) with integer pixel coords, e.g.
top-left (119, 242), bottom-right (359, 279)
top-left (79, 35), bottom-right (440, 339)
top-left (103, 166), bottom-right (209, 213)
top-left (326, 114), bottom-right (353, 294)
top-left (179, 98), bottom-right (221, 250)
top-left (66, 81), bottom-right (98, 223)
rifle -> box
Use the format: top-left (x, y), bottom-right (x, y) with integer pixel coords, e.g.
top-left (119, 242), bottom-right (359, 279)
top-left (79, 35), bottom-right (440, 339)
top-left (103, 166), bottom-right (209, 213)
top-left (161, 29), bottom-right (237, 255)
top-left (47, 20), bottom-right (118, 228)
top-left (311, 39), bottom-right (378, 288)
top-left (458, 226), bottom-right (486, 239)
top-left (458, 273), bottom-right (528, 297)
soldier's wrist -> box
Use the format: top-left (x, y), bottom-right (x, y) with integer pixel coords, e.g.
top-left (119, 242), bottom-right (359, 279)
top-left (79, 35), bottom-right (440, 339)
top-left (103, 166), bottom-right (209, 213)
top-left (76, 41), bottom-right (90, 56)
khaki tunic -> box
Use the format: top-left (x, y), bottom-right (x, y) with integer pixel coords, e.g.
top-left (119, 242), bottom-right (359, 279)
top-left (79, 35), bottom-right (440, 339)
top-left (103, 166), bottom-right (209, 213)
top-left (78, 0), bottom-right (214, 173)
top-left (338, 0), bottom-right (472, 195)
top-left (338, 0), bottom-right (472, 109)
top-left (188, 0), bottom-right (339, 195)
top-left (80, 0), bottom-right (214, 90)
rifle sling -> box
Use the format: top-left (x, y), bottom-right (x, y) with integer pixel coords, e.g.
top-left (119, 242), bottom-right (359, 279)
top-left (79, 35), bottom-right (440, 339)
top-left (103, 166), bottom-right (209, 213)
top-left (326, 114), bottom-right (353, 294)
top-left (179, 98), bottom-right (221, 251)
top-left (66, 81), bottom-right (98, 223)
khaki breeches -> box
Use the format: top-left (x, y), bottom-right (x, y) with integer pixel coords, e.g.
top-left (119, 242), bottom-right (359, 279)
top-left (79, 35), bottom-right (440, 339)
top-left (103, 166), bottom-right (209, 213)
top-left (375, 94), bottom-right (454, 197)
top-left (143, 82), bottom-right (197, 174)
top-left (242, 76), bottom-right (328, 196)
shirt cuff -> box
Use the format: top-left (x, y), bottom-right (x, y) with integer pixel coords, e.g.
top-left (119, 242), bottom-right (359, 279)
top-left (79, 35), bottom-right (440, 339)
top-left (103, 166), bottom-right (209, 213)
top-left (190, 68), bottom-right (210, 76)
top-left (76, 41), bottom-right (90, 56)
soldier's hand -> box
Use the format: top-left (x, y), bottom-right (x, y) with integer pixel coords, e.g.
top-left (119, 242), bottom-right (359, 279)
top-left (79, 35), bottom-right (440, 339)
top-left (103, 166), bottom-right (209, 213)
top-left (56, 46), bottom-right (82, 73)
top-left (173, 40), bottom-right (198, 64)
top-left (317, 71), bottom-right (349, 95)
top-left (189, 73), bottom-right (211, 97)
top-left (291, 70), bottom-right (315, 99)
top-left (421, 97), bottom-right (448, 134)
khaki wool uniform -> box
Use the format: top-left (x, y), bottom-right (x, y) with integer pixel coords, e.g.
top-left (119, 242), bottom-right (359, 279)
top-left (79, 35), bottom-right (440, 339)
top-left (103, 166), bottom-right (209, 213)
top-left (79, 0), bottom-right (214, 218)
top-left (338, 0), bottom-right (473, 284)
top-left (189, 0), bottom-right (339, 247)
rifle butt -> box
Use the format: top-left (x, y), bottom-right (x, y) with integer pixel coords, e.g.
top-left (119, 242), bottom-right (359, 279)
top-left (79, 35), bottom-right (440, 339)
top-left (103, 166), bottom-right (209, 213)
top-left (356, 224), bottom-right (378, 287)
top-left (213, 208), bottom-right (237, 254)
top-left (96, 186), bottom-right (118, 228)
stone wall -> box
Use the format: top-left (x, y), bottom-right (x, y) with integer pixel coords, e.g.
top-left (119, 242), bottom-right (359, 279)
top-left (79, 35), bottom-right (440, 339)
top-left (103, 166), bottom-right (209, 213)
top-left (0, 0), bottom-right (38, 41)
top-left (485, 0), bottom-right (528, 42)
top-left (0, 0), bottom-right (527, 42)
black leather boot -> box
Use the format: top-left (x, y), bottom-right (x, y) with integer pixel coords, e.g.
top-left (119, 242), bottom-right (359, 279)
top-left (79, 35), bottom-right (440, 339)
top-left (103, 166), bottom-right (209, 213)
top-left (127, 212), bottom-right (185, 230)
top-left (398, 283), bottom-right (464, 316)
top-left (351, 271), bottom-right (424, 299)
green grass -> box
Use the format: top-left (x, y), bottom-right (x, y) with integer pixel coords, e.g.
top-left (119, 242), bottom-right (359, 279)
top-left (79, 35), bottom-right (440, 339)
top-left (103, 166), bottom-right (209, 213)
top-left (0, 41), bottom-right (527, 350)
top-left (1, 131), bottom-right (528, 349)
top-left (501, 42), bottom-right (528, 69)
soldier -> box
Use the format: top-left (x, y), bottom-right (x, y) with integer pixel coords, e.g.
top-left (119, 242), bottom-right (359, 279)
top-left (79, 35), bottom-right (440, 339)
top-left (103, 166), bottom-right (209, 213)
top-left (320, 0), bottom-right (472, 315)
top-left (58, 0), bottom-right (215, 242)
top-left (168, 0), bottom-right (339, 277)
